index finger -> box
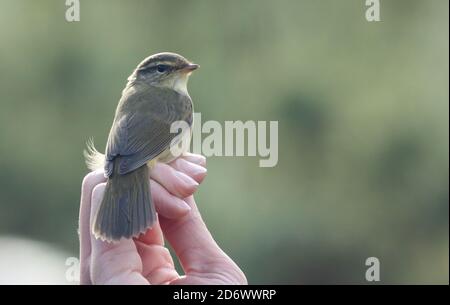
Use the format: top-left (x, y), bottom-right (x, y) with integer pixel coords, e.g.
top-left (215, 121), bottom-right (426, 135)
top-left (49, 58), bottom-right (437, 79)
top-left (79, 170), bottom-right (106, 285)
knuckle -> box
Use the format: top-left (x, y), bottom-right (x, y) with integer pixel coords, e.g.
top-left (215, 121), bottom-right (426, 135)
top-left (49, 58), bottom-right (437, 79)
top-left (179, 185), bottom-right (196, 198)
top-left (81, 172), bottom-right (96, 190)
top-left (81, 171), bottom-right (105, 193)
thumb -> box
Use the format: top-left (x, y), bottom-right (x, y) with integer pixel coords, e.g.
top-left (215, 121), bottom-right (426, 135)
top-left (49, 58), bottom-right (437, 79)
top-left (89, 183), bottom-right (149, 285)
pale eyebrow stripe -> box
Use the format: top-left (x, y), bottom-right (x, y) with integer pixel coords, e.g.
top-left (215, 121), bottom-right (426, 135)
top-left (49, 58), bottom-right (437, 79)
top-left (139, 61), bottom-right (177, 72)
top-left (145, 61), bottom-right (175, 68)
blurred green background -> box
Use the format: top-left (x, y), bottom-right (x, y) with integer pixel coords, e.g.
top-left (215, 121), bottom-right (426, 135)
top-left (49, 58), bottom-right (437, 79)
top-left (0, 0), bottom-right (448, 284)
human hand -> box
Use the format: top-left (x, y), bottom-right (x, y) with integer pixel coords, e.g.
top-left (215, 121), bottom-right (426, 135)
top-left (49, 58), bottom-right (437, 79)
top-left (79, 153), bottom-right (247, 285)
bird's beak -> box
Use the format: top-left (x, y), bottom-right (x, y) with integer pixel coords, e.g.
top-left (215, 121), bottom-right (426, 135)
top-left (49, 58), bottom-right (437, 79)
top-left (181, 63), bottom-right (200, 73)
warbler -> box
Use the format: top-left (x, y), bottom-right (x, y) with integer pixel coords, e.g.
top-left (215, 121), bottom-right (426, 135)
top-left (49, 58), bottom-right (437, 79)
top-left (84, 52), bottom-right (199, 242)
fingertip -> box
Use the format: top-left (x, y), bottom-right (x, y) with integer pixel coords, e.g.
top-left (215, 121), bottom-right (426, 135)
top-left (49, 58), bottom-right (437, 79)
top-left (151, 163), bottom-right (199, 198)
top-left (151, 180), bottom-right (192, 219)
top-left (81, 170), bottom-right (106, 194)
top-left (91, 183), bottom-right (106, 205)
top-left (192, 166), bottom-right (207, 184)
top-left (175, 171), bottom-right (199, 197)
top-left (182, 153), bottom-right (206, 167)
top-left (170, 158), bottom-right (207, 184)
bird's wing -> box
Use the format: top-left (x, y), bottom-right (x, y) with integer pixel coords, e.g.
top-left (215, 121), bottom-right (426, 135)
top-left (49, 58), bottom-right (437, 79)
top-left (105, 86), bottom-right (192, 177)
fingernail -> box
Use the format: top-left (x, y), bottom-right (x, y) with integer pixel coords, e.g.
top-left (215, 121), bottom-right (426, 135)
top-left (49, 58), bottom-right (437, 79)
top-left (193, 156), bottom-right (206, 166)
top-left (185, 154), bottom-right (206, 166)
top-left (180, 159), bottom-right (207, 177)
top-left (178, 199), bottom-right (191, 212)
top-left (191, 163), bottom-right (207, 176)
top-left (176, 171), bottom-right (199, 188)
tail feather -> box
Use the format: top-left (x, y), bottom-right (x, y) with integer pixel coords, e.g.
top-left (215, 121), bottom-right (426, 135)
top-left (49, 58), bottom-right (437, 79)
top-left (93, 161), bottom-right (156, 242)
top-left (83, 138), bottom-right (105, 171)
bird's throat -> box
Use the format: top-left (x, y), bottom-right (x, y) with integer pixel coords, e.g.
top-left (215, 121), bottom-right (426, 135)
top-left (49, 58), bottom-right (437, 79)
top-left (172, 74), bottom-right (189, 96)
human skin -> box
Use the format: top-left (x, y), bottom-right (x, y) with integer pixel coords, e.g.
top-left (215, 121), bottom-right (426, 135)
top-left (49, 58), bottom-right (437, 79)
top-left (79, 153), bottom-right (247, 285)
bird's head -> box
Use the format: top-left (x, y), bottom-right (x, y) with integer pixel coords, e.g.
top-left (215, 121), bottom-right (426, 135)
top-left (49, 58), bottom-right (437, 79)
top-left (129, 52), bottom-right (199, 95)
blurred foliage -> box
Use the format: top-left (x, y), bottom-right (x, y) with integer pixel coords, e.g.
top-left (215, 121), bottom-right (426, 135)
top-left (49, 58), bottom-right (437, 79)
top-left (0, 0), bottom-right (448, 284)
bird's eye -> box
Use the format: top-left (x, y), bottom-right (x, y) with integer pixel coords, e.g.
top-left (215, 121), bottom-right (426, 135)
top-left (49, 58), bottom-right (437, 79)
top-left (156, 65), bottom-right (168, 73)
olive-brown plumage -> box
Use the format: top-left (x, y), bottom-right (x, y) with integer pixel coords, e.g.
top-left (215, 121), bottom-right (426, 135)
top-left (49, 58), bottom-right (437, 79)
top-left (85, 52), bottom-right (198, 242)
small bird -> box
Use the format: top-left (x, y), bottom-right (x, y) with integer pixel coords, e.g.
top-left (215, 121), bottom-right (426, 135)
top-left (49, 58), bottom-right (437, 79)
top-left (84, 52), bottom-right (199, 242)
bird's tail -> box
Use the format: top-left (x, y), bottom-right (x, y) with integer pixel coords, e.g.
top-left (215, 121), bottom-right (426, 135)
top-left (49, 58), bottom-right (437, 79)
top-left (83, 138), bottom-right (105, 171)
top-left (93, 160), bottom-right (156, 242)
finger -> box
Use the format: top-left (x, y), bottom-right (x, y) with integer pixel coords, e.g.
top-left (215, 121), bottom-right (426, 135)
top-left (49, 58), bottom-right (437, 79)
top-left (135, 241), bottom-right (179, 284)
top-left (150, 162), bottom-right (198, 198)
top-left (135, 216), bottom-right (164, 246)
top-left (135, 219), bottom-right (179, 284)
top-left (79, 170), bottom-right (106, 285)
top-left (169, 158), bottom-right (207, 184)
top-left (89, 183), bottom-right (148, 285)
top-left (159, 196), bottom-right (246, 284)
top-left (151, 180), bottom-right (191, 219)
top-left (181, 153), bottom-right (206, 167)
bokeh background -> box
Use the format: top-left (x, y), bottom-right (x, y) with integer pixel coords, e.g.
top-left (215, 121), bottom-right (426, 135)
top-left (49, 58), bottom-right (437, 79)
top-left (0, 0), bottom-right (448, 284)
